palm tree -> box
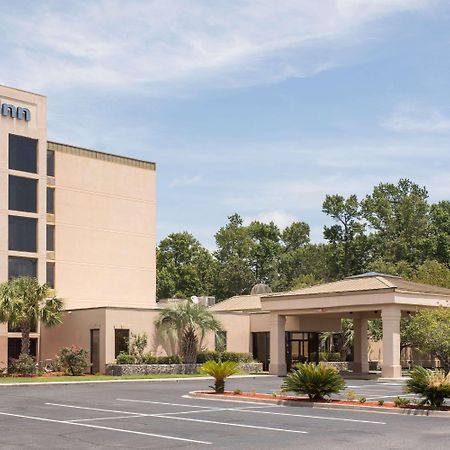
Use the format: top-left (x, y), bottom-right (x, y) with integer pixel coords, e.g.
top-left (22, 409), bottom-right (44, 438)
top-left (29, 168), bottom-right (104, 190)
top-left (155, 300), bottom-right (223, 364)
top-left (0, 277), bottom-right (63, 356)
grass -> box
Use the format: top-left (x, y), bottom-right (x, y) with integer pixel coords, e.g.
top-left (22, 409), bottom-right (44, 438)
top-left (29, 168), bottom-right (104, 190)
top-left (0, 373), bottom-right (204, 384)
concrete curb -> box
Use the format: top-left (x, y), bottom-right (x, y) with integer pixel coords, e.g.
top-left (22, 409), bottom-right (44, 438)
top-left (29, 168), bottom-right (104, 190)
top-left (188, 391), bottom-right (450, 417)
top-left (0, 374), bottom-right (272, 387)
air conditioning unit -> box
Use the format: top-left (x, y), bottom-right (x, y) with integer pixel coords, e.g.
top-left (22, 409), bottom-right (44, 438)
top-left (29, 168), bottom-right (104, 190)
top-left (199, 296), bottom-right (216, 307)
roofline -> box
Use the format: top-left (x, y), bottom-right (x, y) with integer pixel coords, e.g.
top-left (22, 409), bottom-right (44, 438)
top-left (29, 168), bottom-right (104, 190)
top-left (0, 84), bottom-right (46, 98)
top-left (48, 141), bottom-right (156, 171)
top-left (64, 306), bottom-right (161, 312)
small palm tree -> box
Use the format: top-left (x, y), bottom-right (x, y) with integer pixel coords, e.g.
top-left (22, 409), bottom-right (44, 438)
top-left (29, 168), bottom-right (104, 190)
top-left (155, 300), bottom-right (223, 364)
top-left (281, 362), bottom-right (346, 401)
top-left (0, 277), bottom-right (63, 356)
top-left (199, 360), bottom-right (239, 393)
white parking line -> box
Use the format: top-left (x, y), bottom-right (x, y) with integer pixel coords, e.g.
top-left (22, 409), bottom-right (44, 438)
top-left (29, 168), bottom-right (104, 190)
top-left (116, 398), bottom-right (215, 409)
top-left (237, 409), bottom-right (386, 424)
top-left (365, 394), bottom-right (416, 401)
top-left (0, 411), bottom-right (211, 445)
top-left (45, 402), bottom-right (148, 416)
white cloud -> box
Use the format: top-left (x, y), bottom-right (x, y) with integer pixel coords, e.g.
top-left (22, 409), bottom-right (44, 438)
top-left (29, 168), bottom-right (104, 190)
top-left (0, 0), bottom-right (433, 94)
top-left (382, 105), bottom-right (450, 133)
top-left (244, 210), bottom-right (298, 229)
top-left (169, 175), bottom-right (202, 188)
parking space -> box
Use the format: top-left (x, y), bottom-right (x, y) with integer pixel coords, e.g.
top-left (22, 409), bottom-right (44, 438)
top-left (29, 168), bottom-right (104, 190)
top-left (0, 377), bottom-right (448, 449)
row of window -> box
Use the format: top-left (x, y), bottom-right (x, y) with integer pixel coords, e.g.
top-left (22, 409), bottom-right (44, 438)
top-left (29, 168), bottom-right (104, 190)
top-left (8, 176), bottom-right (54, 213)
top-left (8, 256), bottom-right (54, 288)
top-left (8, 134), bottom-right (54, 176)
top-left (8, 216), bottom-right (54, 252)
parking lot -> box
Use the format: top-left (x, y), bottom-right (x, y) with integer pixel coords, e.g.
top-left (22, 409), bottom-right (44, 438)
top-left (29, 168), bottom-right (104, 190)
top-left (0, 376), bottom-right (449, 449)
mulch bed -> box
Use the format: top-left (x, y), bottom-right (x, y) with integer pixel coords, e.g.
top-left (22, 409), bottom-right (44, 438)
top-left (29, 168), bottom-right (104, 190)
top-left (198, 391), bottom-right (450, 411)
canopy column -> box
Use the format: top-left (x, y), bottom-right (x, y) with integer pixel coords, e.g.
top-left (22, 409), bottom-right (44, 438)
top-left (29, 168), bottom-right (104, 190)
top-left (353, 317), bottom-right (369, 373)
top-left (381, 306), bottom-right (402, 378)
top-left (269, 313), bottom-right (286, 376)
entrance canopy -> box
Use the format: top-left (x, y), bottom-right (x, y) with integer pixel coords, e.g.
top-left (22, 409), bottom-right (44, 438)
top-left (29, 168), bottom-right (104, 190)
top-left (261, 273), bottom-right (450, 378)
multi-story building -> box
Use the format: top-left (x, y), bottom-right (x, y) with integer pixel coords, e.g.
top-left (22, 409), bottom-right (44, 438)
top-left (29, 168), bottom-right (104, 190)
top-left (0, 85), bottom-right (158, 372)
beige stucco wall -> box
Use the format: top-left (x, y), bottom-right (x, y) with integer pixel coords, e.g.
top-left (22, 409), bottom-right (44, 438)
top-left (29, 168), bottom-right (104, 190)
top-left (0, 86), bottom-right (48, 364)
top-left (53, 150), bottom-right (156, 310)
top-left (210, 313), bottom-right (251, 354)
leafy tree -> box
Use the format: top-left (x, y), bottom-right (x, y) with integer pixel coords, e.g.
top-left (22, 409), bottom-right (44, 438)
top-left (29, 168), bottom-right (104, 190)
top-left (407, 308), bottom-right (450, 373)
top-left (0, 277), bottom-right (63, 356)
top-left (155, 300), bottom-right (223, 365)
top-left (281, 221), bottom-right (310, 251)
top-left (157, 232), bottom-right (216, 299)
top-left (362, 179), bottom-right (430, 265)
top-left (429, 201), bottom-right (450, 265)
top-left (413, 260), bottom-right (450, 289)
top-left (322, 194), bottom-right (367, 278)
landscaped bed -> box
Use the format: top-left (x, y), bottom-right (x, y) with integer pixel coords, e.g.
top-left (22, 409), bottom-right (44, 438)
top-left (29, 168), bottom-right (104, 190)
top-left (189, 390), bottom-right (450, 415)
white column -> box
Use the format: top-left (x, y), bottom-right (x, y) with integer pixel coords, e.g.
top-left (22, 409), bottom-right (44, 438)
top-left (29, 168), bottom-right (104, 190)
top-left (381, 306), bottom-right (402, 378)
top-left (353, 317), bottom-right (369, 373)
top-left (269, 313), bottom-right (286, 376)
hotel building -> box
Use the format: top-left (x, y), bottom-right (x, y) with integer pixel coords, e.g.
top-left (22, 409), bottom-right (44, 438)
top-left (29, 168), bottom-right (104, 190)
top-left (0, 85), bottom-right (159, 372)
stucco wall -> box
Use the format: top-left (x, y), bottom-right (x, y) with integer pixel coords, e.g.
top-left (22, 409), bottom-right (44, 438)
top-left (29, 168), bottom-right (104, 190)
top-left (211, 313), bottom-right (251, 353)
top-left (53, 150), bottom-right (156, 310)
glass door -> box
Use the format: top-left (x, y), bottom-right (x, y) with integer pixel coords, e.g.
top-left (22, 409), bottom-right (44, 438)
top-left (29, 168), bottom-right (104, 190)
top-left (90, 329), bottom-right (100, 374)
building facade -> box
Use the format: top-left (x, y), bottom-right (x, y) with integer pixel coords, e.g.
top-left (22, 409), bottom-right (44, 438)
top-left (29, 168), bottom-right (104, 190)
top-left (0, 85), bottom-right (158, 371)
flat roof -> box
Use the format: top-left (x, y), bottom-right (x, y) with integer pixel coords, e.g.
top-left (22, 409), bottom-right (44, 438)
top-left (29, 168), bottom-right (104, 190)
top-left (0, 83), bottom-right (46, 98)
top-left (48, 141), bottom-right (156, 171)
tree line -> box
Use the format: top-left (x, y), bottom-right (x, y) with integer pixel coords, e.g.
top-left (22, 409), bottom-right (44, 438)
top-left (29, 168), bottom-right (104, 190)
top-left (157, 178), bottom-right (450, 301)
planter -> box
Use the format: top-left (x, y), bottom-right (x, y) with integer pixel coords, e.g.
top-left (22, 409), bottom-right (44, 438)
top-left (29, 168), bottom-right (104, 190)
top-left (105, 362), bottom-right (263, 376)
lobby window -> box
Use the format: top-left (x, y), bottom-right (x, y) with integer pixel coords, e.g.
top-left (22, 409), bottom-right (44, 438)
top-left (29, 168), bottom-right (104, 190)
top-left (46, 262), bottom-right (55, 289)
top-left (9, 175), bottom-right (37, 213)
top-left (215, 331), bottom-right (227, 352)
top-left (8, 256), bottom-right (37, 279)
top-left (115, 329), bottom-right (130, 358)
top-left (47, 150), bottom-right (55, 177)
top-left (8, 134), bottom-right (38, 174)
top-left (47, 187), bottom-right (55, 214)
top-left (9, 216), bottom-right (37, 252)
top-left (47, 224), bottom-right (55, 251)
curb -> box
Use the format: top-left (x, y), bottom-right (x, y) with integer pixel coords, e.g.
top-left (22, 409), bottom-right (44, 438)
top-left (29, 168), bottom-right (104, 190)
top-left (0, 374), bottom-right (272, 387)
top-left (188, 391), bottom-right (450, 417)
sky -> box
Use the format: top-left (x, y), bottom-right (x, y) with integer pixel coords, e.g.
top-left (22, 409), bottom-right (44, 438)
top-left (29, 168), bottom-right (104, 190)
top-left (1, 0), bottom-right (450, 248)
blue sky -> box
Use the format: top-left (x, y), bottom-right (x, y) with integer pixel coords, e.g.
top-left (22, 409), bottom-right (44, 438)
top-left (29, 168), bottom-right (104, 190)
top-left (1, 0), bottom-right (450, 248)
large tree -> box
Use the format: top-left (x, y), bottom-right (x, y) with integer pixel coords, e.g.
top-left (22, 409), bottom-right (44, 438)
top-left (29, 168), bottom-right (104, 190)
top-left (362, 179), bottom-right (430, 265)
top-left (429, 201), bottom-right (450, 265)
top-left (155, 300), bottom-right (223, 365)
top-left (322, 194), bottom-right (367, 278)
top-left (0, 277), bottom-right (63, 356)
top-left (157, 232), bottom-right (217, 299)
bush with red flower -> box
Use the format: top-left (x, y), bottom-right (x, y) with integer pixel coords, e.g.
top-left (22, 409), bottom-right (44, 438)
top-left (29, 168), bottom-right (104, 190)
top-left (57, 345), bottom-right (90, 375)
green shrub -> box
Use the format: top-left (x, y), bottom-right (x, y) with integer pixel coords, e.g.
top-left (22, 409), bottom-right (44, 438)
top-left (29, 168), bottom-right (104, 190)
top-left (406, 366), bottom-right (450, 409)
top-left (233, 388), bottom-right (242, 395)
top-left (358, 396), bottom-right (366, 404)
top-left (116, 352), bottom-right (136, 364)
top-left (196, 351), bottom-right (253, 364)
top-left (198, 360), bottom-right (240, 393)
top-left (156, 355), bottom-right (182, 364)
top-left (8, 353), bottom-right (37, 375)
top-left (128, 333), bottom-right (148, 364)
top-left (346, 390), bottom-right (357, 401)
top-left (281, 362), bottom-right (346, 401)
top-left (393, 396), bottom-right (411, 407)
top-left (58, 346), bottom-right (89, 375)
top-left (377, 399), bottom-right (385, 406)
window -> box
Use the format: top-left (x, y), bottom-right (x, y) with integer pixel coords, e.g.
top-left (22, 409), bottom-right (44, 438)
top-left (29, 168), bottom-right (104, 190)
top-left (8, 256), bottom-right (37, 279)
top-left (47, 224), bottom-right (55, 251)
top-left (8, 134), bottom-right (38, 174)
top-left (47, 187), bottom-right (55, 214)
top-left (47, 150), bottom-right (55, 177)
top-left (46, 262), bottom-right (55, 289)
top-left (115, 329), bottom-right (130, 358)
top-left (9, 216), bottom-right (37, 252)
top-left (8, 338), bottom-right (37, 359)
top-left (215, 331), bottom-right (227, 352)
top-left (9, 176), bottom-right (37, 213)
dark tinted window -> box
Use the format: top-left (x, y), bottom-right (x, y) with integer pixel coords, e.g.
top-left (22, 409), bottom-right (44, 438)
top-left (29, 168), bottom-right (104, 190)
top-left (9, 176), bottom-right (37, 213)
top-left (114, 329), bottom-right (130, 357)
top-left (9, 216), bottom-right (37, 252)
top-left (8, 338), bottom-right (38, 359)
top-left (47, 188), bottom-right (55, 214)
top-left (8, 256), bottom-right (37, 279)
top-left (47, 224), bottom-right (55, 251)
top-left (46, 262), bottom-right (55, 289)
top-left (47, 150), bottom-right (55, 177)
top-left (9, 134), bottom-right (38, 173)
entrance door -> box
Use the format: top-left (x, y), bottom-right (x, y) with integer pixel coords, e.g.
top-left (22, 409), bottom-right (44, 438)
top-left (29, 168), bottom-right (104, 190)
top-left (285, 332), bottom-right (319, 372)
top-left (252, 332), bottom-right (270, 371)
top-left (90, 329), bottom-right (100, 374)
